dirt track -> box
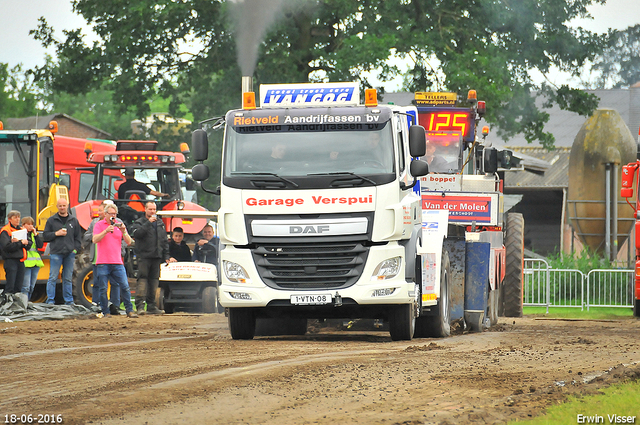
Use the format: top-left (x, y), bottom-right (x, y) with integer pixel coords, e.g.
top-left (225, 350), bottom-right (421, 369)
top-left (1, 313), bottom-right (639, 425)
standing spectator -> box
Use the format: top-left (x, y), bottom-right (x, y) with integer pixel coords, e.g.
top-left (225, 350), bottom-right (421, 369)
top-left (168, 227), bottom-right (191, 262)
top-left (192, 224), bottom-right (219, 265)
top-left (84, 201), bottom-right (124, 315)
top-left (43, 198), bottom-right (82, 305)
top-left (0, 210), bottom-right (31, 295)
top-left (21, 216), bottom-right (43, 300)
top-left (131, 201), bottom-right (171, 315)
top-left (92, 203), bottom-right (137, 318)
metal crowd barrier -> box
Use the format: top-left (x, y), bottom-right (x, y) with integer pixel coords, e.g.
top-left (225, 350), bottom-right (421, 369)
top-left (523, 259), bottom-right (634, 312)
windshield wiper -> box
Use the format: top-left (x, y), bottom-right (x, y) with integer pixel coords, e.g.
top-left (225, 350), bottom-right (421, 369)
top-left (307, 171), bottom-right (376, 185)
top-left (231, 172), bottom-right (299, 188)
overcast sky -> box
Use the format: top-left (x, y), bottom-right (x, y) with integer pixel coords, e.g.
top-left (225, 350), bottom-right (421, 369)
top-left (1, 0), bottom-right (639, 87)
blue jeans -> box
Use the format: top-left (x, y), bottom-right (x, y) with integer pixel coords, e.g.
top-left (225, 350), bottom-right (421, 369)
top-left (95, 264), bottom-right (133, 314)
top-left (47, 252), bottom-right (75, 304)
top-left (22, 266), bottom-right (40, 299)
top-left (92, 265), bottom-right (122, 312)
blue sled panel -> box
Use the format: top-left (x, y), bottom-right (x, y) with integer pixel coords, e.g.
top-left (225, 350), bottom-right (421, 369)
top-left (464, 242), bottom-right (490, 312)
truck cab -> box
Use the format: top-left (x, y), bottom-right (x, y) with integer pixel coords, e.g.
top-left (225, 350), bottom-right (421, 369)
top-left (192, 82), bottom-right (430, 340)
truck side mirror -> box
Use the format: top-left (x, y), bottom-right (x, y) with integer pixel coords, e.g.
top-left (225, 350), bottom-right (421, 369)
top-left (192, 129), bottom-right (209, 162)
top-left (410, 159), bottom-right (429, 177)
top-left (409, 125), bottom-right (426, 157)
top-left (483, 147), bottom-right (498, 174)
top-left (191, 163), bottom-right (210, 182)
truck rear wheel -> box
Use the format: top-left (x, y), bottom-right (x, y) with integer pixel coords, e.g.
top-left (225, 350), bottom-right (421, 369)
top-left (202, 286), bottom-right (218, 314)
top-left (228, 308), bottom-right (256, 340)
top-left (503, 213), bottom-right (524, 317)
top-left (416, 249), bottom-right (451, 338)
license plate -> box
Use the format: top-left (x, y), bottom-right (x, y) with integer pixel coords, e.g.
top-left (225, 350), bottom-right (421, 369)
top-left (290, 294), bottom-right (333, 305)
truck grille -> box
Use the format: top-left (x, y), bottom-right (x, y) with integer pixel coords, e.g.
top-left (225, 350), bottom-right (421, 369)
top-left (252, 241), bottom-right (369, 290)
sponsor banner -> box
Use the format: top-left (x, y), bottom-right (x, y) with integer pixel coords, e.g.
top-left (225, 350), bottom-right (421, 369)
top-left (252, 217), bottom-right (368, 237)
top-left (420, 174), bottom-right (461, 192)
top-left (260, 82), bottom-right (359, 108)
top-left (422, 193), bottom-right (497, 224)
top-left (242, 189), bottom-right (377, 214)
top-left (163, 263), bottom-right (215, 273)
top-left (414, 92), bottom-right (457, 106)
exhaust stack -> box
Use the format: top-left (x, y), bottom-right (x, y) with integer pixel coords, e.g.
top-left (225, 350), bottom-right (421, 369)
top-left (242, 76), bottom-right (253, 95)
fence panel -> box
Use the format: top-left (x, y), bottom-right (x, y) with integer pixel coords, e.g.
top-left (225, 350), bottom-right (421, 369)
top-left (586, 269), bottom-right (634, 310)
top-left (523, 260), bottom-right (634, 310)
top-left (524, 259), bottom-right (550, 309)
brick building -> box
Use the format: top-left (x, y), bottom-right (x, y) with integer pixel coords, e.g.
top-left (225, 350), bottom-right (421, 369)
top-left (3, 113), bottom-right (112, 139)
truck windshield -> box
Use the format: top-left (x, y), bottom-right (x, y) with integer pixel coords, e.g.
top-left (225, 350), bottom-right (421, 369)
top-left (224, 124), bottom-right (395, 178)
top-left (0, 139), bottom-right (34, 222)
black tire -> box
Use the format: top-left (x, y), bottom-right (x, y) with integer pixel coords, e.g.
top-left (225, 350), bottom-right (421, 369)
top-left (415, 250), bottom-right (451, 338)
top-left (73, 264), bottom-right (95, 308)
top-left (634, 299), bottom-right (640, 318)
top-left (388, 303), bottom-right (415, 341)
top-left (228, 308), bottom-right (256, 340)
top-left (202, 286), bottom-right (218, 314)
top-left (503, 213), bottom-right (524, 317)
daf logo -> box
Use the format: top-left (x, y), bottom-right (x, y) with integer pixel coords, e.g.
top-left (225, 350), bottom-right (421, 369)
top-left (289, 225), bottom-right (330, 234)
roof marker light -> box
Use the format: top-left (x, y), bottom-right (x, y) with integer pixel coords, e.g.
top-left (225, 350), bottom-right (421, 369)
top-left (467, 90), bottom-right (477, 104)
top-left (364, 88), bottom-right (378, 107)
top-left (243, 92), bottom-right (256, 110)
top-left (49, 121), bottom-right (59, 134)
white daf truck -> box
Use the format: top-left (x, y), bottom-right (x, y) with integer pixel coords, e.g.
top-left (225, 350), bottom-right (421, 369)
top-left (190, 82), bottom-right (523, 340)
top-left (191, 82), bottom-right (443, 340)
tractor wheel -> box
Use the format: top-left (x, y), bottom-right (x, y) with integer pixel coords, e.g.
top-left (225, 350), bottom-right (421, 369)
top-left (202, 286), bottom-right (218, 314)
top-left (228, 308), bottom-right (256, 340)
top-left (73, 264), bottom-right (95, 309)
top-left (415, 250), bottom-right (451, 338)
top-left (503, 213), bottom-right (524, 317)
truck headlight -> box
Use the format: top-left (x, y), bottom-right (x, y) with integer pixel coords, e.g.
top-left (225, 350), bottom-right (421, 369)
top-left (223, 261), bottom-right (250, 283)
top-left (372, 257), bottom-right (402, 280)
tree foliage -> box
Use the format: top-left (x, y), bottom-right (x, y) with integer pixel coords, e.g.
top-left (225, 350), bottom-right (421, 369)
top-left (34, 0), bottom-right (608, 151)
top-left (0, 63), bottom-right (46, 119)
top-left (590, 24), bottom-right (640, 89)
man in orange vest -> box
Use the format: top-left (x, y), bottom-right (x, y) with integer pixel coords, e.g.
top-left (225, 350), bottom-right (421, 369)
top-left (0, 210), bottom-right (31, 295)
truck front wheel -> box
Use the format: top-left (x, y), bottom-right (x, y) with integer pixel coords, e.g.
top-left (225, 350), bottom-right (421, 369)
top-left (228, 308), bottom-right (256, 340)
top-left (415, 250), bottom-right (451, 338)
top-left (388, 303), bottom-right (415, 341)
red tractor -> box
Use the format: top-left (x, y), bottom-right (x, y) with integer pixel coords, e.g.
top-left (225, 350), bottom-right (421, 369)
top-left (620, 131), bottom-right (640, 317)
top-left (70, 139), bottom-right (208, 308)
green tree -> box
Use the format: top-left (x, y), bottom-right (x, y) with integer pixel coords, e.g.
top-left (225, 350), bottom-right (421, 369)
top-left (589, 24), bottom-right (640, 89)
top-left (0, 63), bottom-right (46, 119)
top-left (33, 0), bottom-right (607, 150)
